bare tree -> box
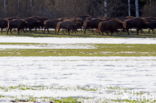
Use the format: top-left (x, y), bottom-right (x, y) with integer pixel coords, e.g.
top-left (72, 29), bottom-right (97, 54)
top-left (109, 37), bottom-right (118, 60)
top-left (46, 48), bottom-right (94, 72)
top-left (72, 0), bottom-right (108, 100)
top-left (30, 0), bottom-right (33, 8)
top-left (3, 0), bottom-right (7, 9)
top-left (17, 0), bottom-right (20, 9)
top-left (128, 0), bottom-right (131, 16)
top-left (3, 0), bottom-right (7, 16)
top-left (104, 0), bottom-right (108, 17)
top-left (135, 0), bottom-right (139, 17)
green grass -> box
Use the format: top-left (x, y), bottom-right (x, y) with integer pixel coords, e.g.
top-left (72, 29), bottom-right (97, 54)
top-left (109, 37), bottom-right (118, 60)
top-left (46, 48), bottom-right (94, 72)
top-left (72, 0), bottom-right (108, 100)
top-left (0, 44), bottom-right (156, 56)
top-left (14, 96), bottom-right (80, 103)
top-left (0, 30), bottom-right (156, 38)
top-left (1, 94), bottom-right (156, 103)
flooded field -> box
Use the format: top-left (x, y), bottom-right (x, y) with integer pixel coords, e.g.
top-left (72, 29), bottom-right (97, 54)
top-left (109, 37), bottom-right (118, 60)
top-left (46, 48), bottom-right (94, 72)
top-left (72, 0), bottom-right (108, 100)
top-left (0, 57), bottom-right (156, 102)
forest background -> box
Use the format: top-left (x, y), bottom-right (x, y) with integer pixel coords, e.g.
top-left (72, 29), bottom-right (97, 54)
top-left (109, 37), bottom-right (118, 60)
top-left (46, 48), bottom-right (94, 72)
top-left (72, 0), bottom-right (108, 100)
top-left (0, 0), bottom-right (155, 18)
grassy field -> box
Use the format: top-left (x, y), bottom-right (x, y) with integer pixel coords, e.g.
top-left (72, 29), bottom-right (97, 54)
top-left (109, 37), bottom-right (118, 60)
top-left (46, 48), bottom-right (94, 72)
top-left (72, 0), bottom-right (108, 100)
top-left (0, 30), bottom-right (156, 38)
top-left (0, 44), bottom-right (156, 56)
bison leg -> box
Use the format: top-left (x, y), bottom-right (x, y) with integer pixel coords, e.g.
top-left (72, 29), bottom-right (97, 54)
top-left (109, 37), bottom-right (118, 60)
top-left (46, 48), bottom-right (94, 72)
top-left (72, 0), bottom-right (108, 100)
top-left (7, 28), bottom-right (11, 34)
top-left (57, 28), bottom-right (61, 35)
top-left (151, 29), bottom-right (155, 34)
top-left (148, 29), bottom-right (151, 33)
top-left (43, 27), bottom-right (46, 33)
top-left (84, 29), bottom-right (87, 34)
top-left (98, 31), bottom-right (102, 35)
top-left (126, 29), bottom-right (130, 35)
top-left (17, 29), bottom-right (20, 34)
top-left (47, 28), bottom-right (50, 33)
top-left (136, 29), bottom-right (140, 35)
top-left (101, 32), bottom-right (105, 35)
top-left (7, 29), bottom-right (9, 34)
top-left (54, 28), bottom-right (57, 34)
top-left (67, 29), bottom-right (70, 35)
top-left (1, 28), bottom-right (3, 33)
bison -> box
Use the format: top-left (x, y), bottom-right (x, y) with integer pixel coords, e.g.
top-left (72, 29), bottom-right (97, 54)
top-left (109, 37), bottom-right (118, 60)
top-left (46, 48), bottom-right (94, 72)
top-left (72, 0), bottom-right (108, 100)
top-left (44, 19), bottom-right (62, 33)
top-left (56, 21), bottom-right (77, 35)
top-left (25, 17), bottom-right (41, 32)
top-left (83, 18), bottom-right (106, 34)
top-left (124, 17), bottom-right (148, 35)
top-left (7, 19), bottom-right (27, 34)
top-left (0, 19), bottom-right (8, 33)
top-left (56, 17), bottom-right (84, 34)
top-left (143, 17), bottom-right (156, 33)
top-left (98, 19), bottom-right (125, 35)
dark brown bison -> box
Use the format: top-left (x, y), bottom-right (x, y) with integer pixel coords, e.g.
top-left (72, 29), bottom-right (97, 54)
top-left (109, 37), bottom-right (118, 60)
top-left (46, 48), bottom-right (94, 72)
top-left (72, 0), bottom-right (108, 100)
top-left (70, 17), bottom-right (84, 30)
top-left (44, 19), bottom-right (62, 33)
top-left (30, 16), bottom-right (48, 28)
top-left (0, 19), bottom-right (8, 33)
top-left (56, 21), bottom-right (77, 35)
top-left (98, 19), bottom-right (125, 35)
top-left (83, 18), bottom-right (106, 34)
top-left (24, 16), bottom-right (48, 31)
top-left (124, 17), bottom-right (148, 35)
top-left (144, 17), bottom-right (156, 33)
top-left (7, 19), bottom-right (27, 34)
top-left (146, 20), bottom-right (156, 33)
top-left (25, 17), bottom-right (41, 31)
top-left (56, 17), bottom-right (84, 34)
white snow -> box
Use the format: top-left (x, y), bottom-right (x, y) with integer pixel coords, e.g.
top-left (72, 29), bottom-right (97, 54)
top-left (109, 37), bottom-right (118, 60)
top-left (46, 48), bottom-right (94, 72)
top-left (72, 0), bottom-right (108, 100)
top-left (0, 36), bottom-right (156, 44)
top-left (0, 57), bottom-right (156, 100)
top-left (0, 44), bottom-right (95, 49)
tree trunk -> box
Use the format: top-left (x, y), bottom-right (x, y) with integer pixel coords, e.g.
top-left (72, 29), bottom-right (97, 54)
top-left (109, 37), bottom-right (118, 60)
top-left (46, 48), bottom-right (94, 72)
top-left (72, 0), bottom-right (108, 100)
top-left (128, 0), bottom-right (131, 16)
top-left (135, 0), bottom-right (139, 17)
top-left (104, 0), bottom-right (108, 17)
top-left (3, 0), bottom-right (7, 9)
top-left (3, 0), bottom-right (7, 16)
top-left (30, 0), bottom-right (33, 7)
top-left (17, 0), bottom-right (20, 9)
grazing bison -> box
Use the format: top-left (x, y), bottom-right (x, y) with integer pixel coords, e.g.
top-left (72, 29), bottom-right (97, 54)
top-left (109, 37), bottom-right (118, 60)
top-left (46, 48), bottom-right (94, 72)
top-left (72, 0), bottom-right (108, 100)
top-left (7, 19), bottom-right (27, 34)
top-left (70, 17), bottom-right (84, 30)
top-left (44, 19), bottom-right (62, 33)
top-left (124, 17), bottom-right (148, 35)
top-left (144, 17), bottom-right (156, 33)
top-left (24, 16), bottom-right (48, 32)
top-left (56, 21), bottom-right (77, 35)
top-left (25, 17), bottom-right (41, 31)
top-left (98, 19), bottom-right (125, 35)
top-left (83, 18), bottom-right (106, 34)
top-left (30, 16), bottom-right (48, 29)
top-left (146, 20), bottom-right (156, 33)
top-left (56, 17), bottom-right (84, 34)
top-left (0, 19), bottom-right (8, 33)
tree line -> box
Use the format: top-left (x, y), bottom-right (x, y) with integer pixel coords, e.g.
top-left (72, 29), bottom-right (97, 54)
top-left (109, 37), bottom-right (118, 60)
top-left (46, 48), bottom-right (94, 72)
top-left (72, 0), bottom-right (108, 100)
top-left (0, 0), bottom-right (155, 18)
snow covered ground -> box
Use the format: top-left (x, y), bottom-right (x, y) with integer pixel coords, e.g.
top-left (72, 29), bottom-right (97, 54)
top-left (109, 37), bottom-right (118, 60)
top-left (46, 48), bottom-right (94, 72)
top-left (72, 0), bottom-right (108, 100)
top-left (0, 36), bottom-right (156, 102)
top-left (0, 44), bottom-right (95, 49)
top-left (0, 57), bottom-right (156, 101)
top-left (1, 36), bottom-right (156, 44)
